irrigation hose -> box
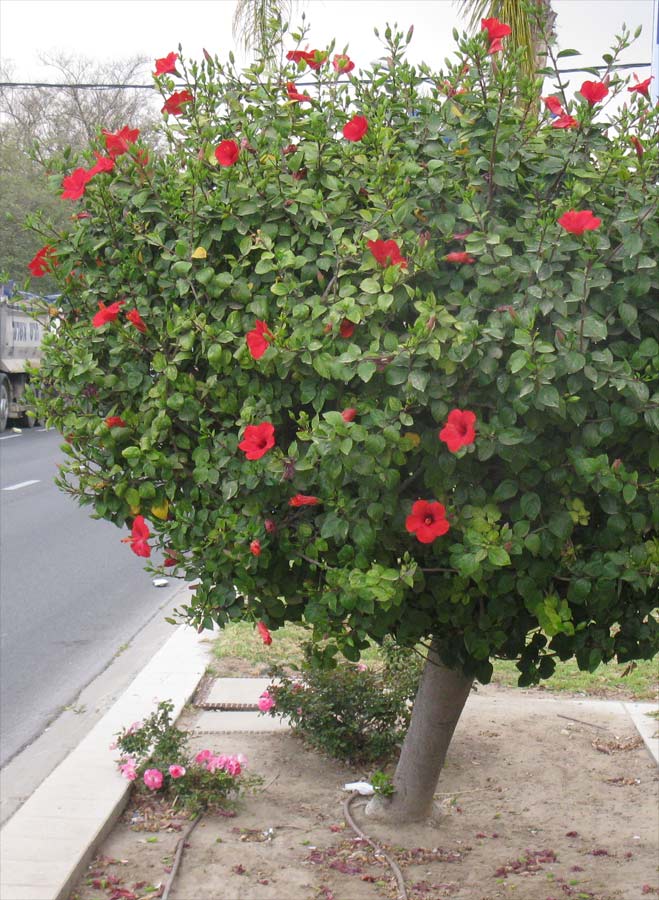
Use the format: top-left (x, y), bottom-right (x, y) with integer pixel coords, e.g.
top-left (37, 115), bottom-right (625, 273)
top-left (161, 813), bottom-right (202, 900)
top-left (343, 792), bottom-right (408, 900)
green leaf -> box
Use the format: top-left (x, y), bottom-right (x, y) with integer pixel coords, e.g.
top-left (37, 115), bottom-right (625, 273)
top-left (536, 385), bottom-right (560, 409)
top-left (493, 480), bottom-right (518, 502)
top-left (488, 546), bottom-right (511, 567)
top-left (520, 492), bottom-right (541, 520)
top-left (357, 361), bottom-right (377, 382)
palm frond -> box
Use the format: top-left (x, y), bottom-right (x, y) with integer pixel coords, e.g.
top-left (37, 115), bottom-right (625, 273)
top-left (454, 0), bottom-right (556, 77)
top-left (232, 0), bottom-right (294, 55)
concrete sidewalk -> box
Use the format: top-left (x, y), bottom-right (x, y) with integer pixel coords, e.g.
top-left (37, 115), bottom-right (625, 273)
top-left (0, 624), bottom-right (209, 900)
top-left (1, 649), bottom-right (657, 900)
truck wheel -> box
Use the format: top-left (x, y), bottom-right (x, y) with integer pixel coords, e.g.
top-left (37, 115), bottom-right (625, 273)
top-left (0, 379), bottom-right (9, 433)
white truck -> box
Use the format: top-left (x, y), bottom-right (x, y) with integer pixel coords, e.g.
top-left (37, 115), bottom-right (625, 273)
top-left (0, 284), bottom-right (47, 432)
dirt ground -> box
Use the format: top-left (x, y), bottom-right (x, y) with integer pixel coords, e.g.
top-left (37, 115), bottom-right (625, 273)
top-left (71, 686), bottom-right (658, 900)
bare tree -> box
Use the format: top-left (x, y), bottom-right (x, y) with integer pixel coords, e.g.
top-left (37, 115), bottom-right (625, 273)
top-left (0, 53), bottom-right (158, 162)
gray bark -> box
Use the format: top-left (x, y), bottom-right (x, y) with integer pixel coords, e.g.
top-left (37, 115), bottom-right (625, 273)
top-left (367, 641), bottom-right (473, 823)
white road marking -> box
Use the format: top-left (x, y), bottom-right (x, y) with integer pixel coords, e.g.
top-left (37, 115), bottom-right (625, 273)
top-left (0, 434), bottom-right (20, 441)
top-left (2, 480), bottom-right (41, 491)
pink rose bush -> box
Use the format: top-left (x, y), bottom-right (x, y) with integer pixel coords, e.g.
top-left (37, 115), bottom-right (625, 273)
top-left (114, 701), bottom-right (255, 812)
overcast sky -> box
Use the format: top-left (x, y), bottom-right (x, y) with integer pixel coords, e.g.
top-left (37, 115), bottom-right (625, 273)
top-left (0, 0), bottom-right (654, 85)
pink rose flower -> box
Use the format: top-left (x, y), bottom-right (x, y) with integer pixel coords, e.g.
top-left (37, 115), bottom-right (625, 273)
top-left (143, 768), bottom-right (164, 790)
top-left (195, 749), bottom-right (212, 765)
top-left (258, 690), bottom-right (275, 712)
top-left (168, 764), bottom-right (186, 779)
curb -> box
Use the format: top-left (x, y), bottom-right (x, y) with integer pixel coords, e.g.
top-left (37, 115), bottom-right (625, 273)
top-left (623, 702), bottom-right (659, 766)
top-left (0, 624), bottom-right (210, 900)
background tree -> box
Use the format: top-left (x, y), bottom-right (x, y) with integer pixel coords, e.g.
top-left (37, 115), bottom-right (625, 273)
top-left (0, 54), bottom-right (158, 284)
top-left (30, 22), bottom-right (658, 823)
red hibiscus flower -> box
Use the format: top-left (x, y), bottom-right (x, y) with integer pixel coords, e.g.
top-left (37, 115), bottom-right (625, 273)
top-left (61, 167), bottom-right (91, 200)
top-left (246, 320), bottom-right (272, 359)
top-left (341, 408), bottom-right (357, 422)
top-left (405, 500), bottom-right (450, 544)
top-left (542, 95), bottom-right (565, 117)
top-left (444, 251), bottom-right (476, 264)
top-left (439, 409), bottom-right (477, 452)
top-left (87, 153), bottom-right (115, 178)
top-left (287, 49), bottom-right (327, 70)
top-left (215, 139), bottom-right (240, 167)
top-left (552, 114), bottom-right (579, 129)
top-left (557, 209), bottom-right (602, 235)
top-left (579, 80), bottom-right (608, 106)
top-left (367, 238), bottom-right (407, 268)
top-left (289, 494), bottom-right (320, 507)
top-left (238, 422), bottom-right (275, 460)
top-left (333, 54), bottom-right (355, 74)
top-left (630, 136), bottom-right (644, 159)
top-left (121, 515), bottom-right (151, 558)
top-left (286, 82), bottom-right (311, 103)
top-left (102, 126), bottom-right (140, 158)
top-left (343, 114), bottom-right (368, 142)
top-left (250, 539), bottom-right (262, 556)
top-left (105, 416), bottom-right (127, 428)
top-left (287, 50), bottom-right (308, 64)
top-left (28, 245), bottom-right (57, 277)
top-left (627, 75), bottom-right (653, 98)
top-left (92, 300), bottom-right (125, 327)
top-left (265, 518), bottom-right (277, 534)
top-left (481, 17), bottom-right (511, 53)
top-left (339, 319), bottom-right (355, 338)
top-left (163, 554), bottom-right (178, 567)
top-left (162, 90), bottom-right (193, 116)
top-left (257, 621), bottom-right (272, 645)
top-left (154, 52), bottom-right (179, 76)
top-left (127, 308), bottom-right (146, 333)
top-left (481, 17), bottom-right (512, 41)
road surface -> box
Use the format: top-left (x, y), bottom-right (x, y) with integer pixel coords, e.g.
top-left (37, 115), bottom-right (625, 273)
top-left (0, 426), bottom-right (185, 768)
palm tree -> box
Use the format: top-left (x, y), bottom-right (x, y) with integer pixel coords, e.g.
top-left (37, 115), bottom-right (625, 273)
top-left (232, 0), bottom-right (296, 58)
top-left (456, 0), bottom-right (557, 77)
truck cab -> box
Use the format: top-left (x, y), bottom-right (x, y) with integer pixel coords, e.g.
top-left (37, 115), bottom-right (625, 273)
top-left (0, 283), bottom-right (47, 431)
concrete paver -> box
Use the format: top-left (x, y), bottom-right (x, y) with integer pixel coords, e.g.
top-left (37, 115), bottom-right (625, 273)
top-left (203, 676), bottom-right (272, 708)
top-left (193, 710), bottom-right (290, 733)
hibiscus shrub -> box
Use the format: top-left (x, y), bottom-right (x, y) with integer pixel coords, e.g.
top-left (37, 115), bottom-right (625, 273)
top-left (31, 22), bottom-right (658, 686)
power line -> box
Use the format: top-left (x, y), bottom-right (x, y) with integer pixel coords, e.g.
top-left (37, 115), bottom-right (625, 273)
top-left (0, 61), bottom-right (652, 91)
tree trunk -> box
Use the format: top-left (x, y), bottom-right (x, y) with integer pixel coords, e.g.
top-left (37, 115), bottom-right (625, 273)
top-left (367, 640), bottom-right (473, 823)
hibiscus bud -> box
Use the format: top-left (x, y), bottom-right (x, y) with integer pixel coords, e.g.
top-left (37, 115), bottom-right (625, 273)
top-left (197, 147), bottom-right (205, 160)
top-left (504, 542), bottom-right (512, 552)
top-left (292, 167), bottom-right (307, 181)
top-left (612, 458), bottom-right (622, 471)
top-left (282, 458), bottom-right (296, 480)
top-left (342, 408), bottom-right (357, 422)
top-left (427, 315), bottom-right (437, 331)
top-left (418, 229), bottom-right (431, 248)
top-left (358, 187), bottom-right (369, 198)
top-left (323, 323), bottom-right (333, 334)
top-left (250, 540), bottom-right (262, 556)
top-left (264, 518), bottom-right (277, 534)
top-left (282, 143), bottom-right (297, 156)
top-left (556, 329), bottom-right (565, 343)
top-left (284, 199), bottom-right (294, 208)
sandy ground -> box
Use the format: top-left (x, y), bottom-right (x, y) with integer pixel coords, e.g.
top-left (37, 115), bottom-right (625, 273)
top-left (70, 686), bottom-right (658, 900)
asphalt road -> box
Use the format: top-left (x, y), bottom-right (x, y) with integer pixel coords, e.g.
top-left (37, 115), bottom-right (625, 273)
top-left (0, 426), bottom-right (185, 768)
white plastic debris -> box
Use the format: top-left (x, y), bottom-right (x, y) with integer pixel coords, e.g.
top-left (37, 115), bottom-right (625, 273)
top-left (152, 578), bottom-right (169, 587)
top-left (343, 781), bottom-right (374, 796)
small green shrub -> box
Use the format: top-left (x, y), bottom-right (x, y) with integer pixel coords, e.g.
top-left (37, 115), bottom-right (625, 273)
top-left (263, 641), bottom-right (422, 764)
top-left (114, 700), bottom-right (259, 813)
